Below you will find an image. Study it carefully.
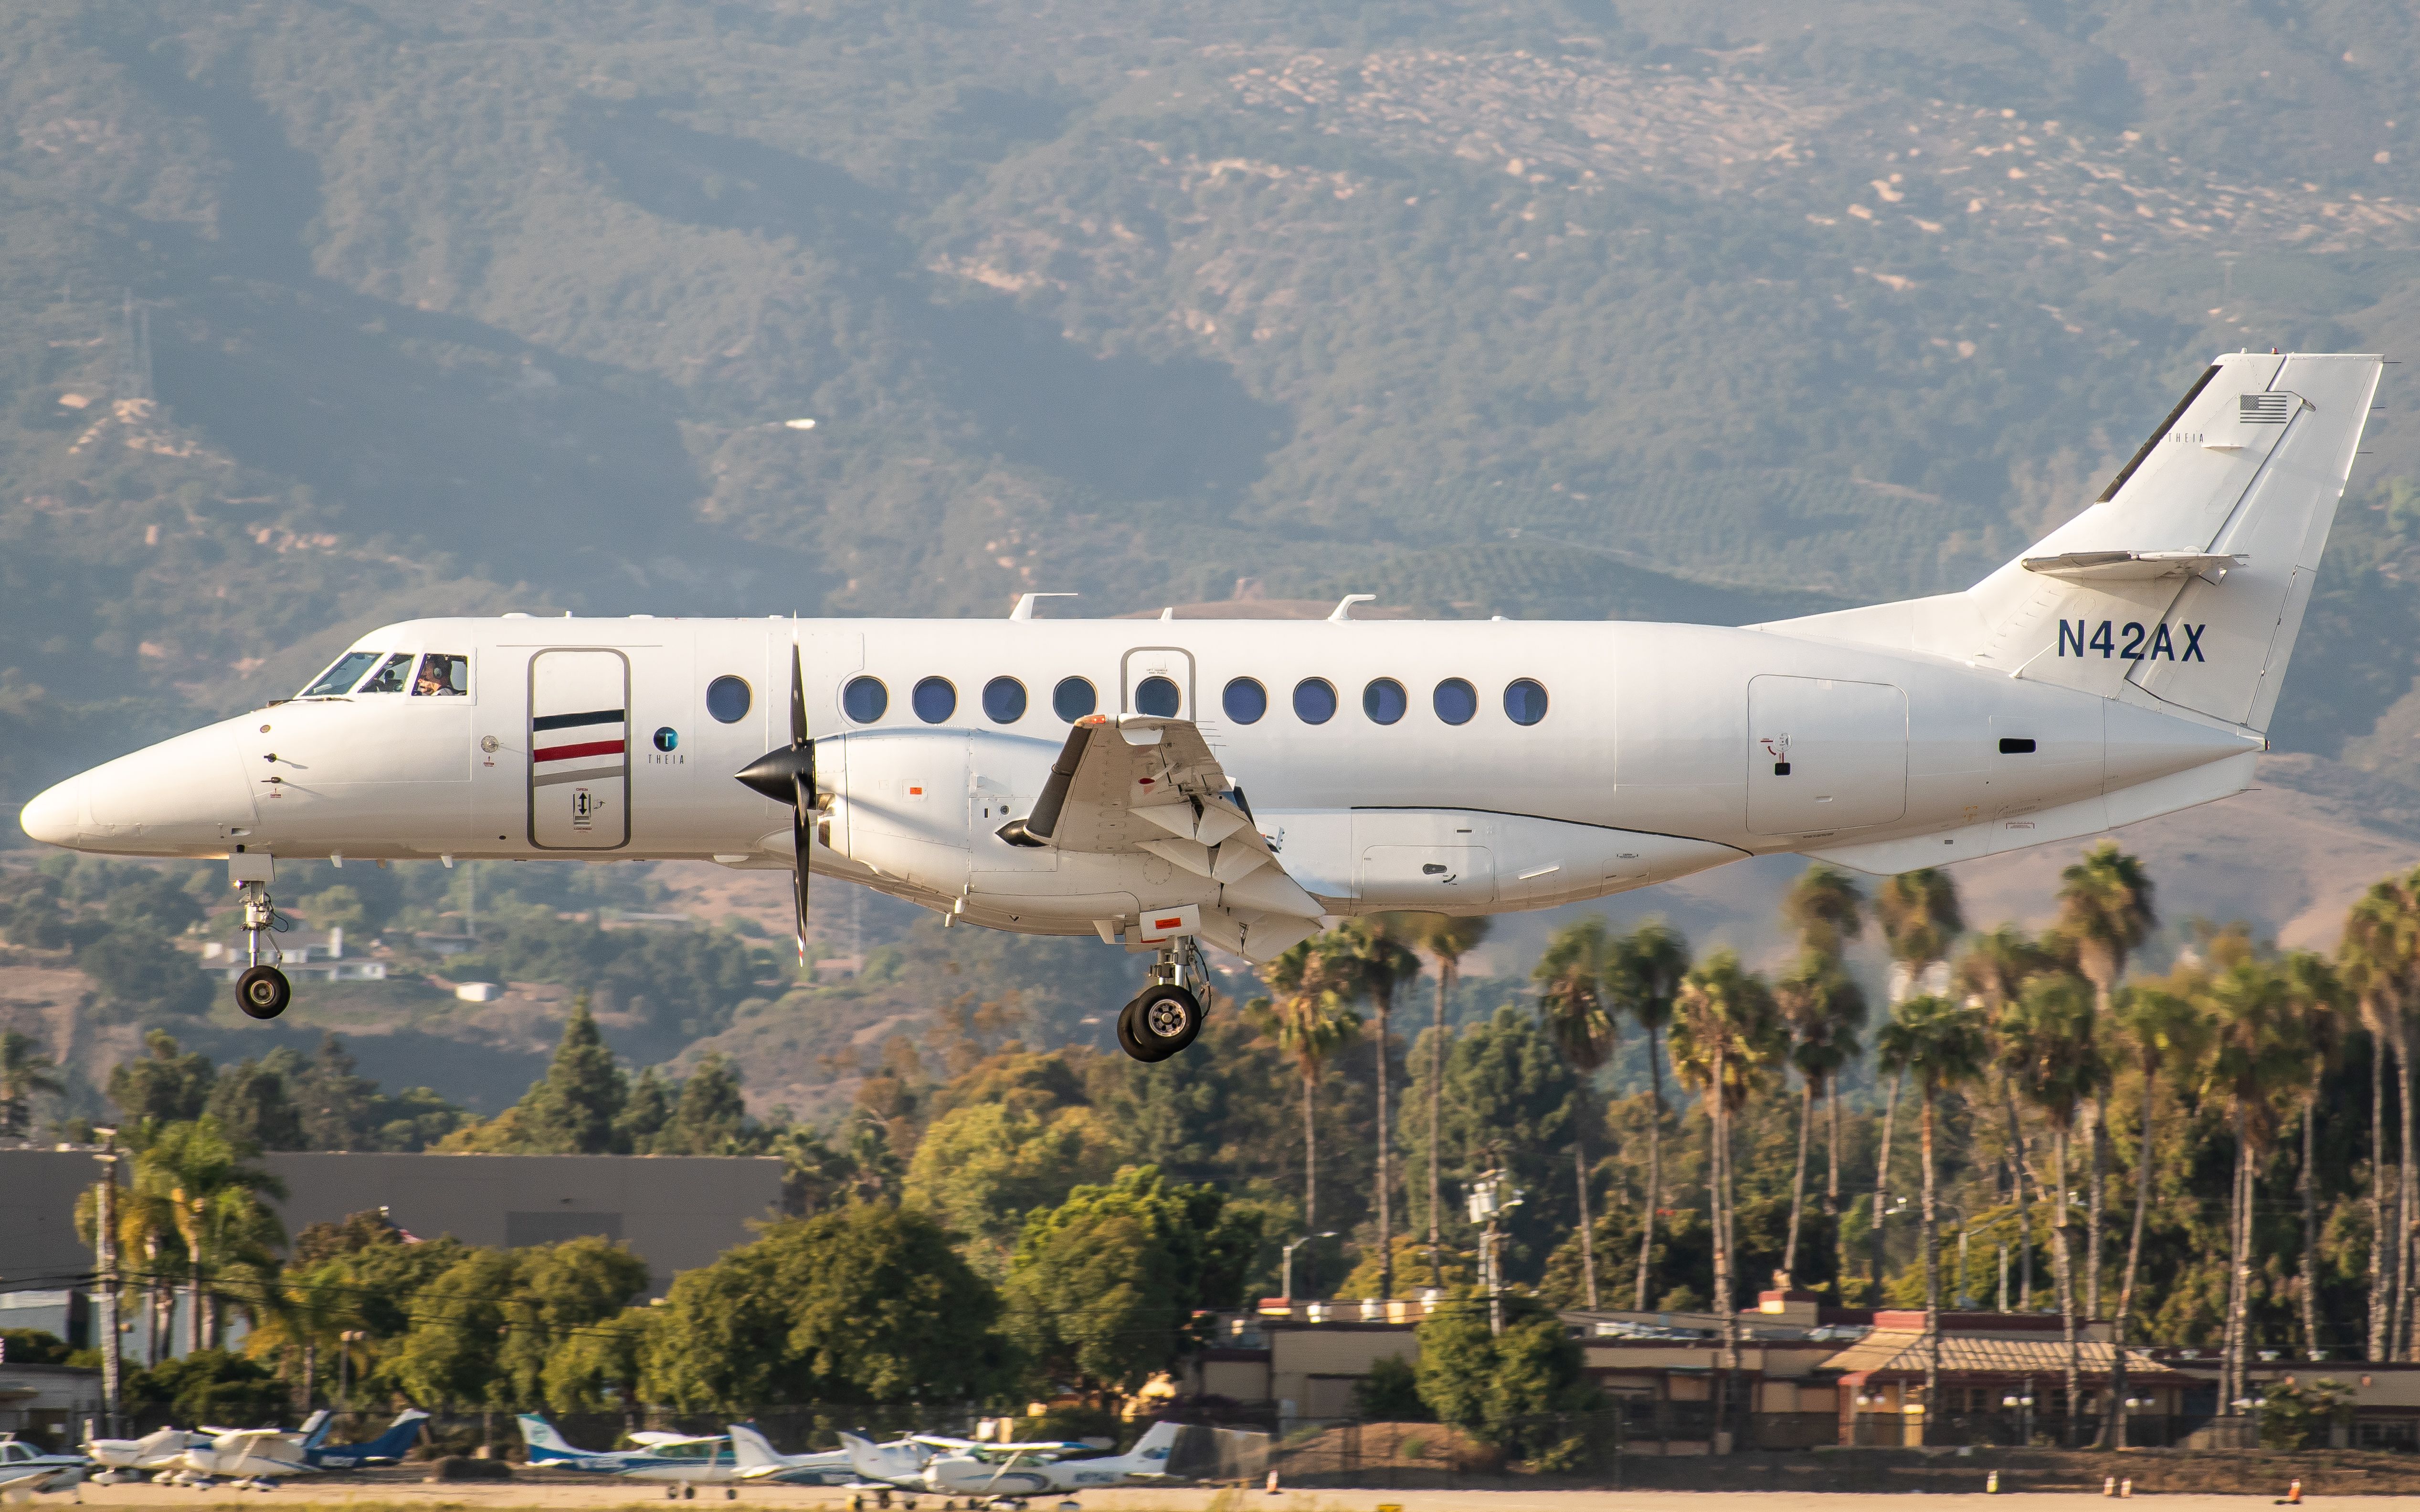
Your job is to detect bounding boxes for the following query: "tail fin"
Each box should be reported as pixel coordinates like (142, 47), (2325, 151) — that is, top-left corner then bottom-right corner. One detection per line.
(1122, 1421), (1181, 1468)
(727, 1424), (782, 1471)
(298, 1410), (333, 1450)
(358, 1410), (430, 1461)
(516, 1414), (579, 1459)
(1764, 352), (2382, 731)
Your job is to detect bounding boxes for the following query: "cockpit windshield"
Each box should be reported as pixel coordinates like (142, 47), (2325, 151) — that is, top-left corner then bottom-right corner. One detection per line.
(299, 650), (380, 698)
(358, 653), (415, 694)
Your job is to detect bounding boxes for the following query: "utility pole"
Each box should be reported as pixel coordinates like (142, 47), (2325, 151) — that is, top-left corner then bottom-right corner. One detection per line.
(1468, 1167), (1522, 1336)
(92, 1126), (121, 1436)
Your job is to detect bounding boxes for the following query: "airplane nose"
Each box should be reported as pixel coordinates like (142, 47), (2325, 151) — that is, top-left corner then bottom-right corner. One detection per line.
(22, 724), (257, 855)
(19, 777), (82, 847)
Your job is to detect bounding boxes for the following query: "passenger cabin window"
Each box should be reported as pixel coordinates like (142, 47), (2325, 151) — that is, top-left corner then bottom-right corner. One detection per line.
(1294, 678), (1338, 725)
(1135, 675), (1181, 717)
(912, 676), (957, 724)
(413, 653), (470, 696)
(983, 676), (1027, 724)
(1434, 678), (1477, 725)
(300, 650), (380, 697)
(1052, 677), (1097, 723)
(843, 676), (888, 723)
(1363, 678), (1407, 725)
(1504, 678), (1549, 726)
(706, 676), (752, 723)
(1223, 677), (1268, 724)
(358, 653), (414, 694)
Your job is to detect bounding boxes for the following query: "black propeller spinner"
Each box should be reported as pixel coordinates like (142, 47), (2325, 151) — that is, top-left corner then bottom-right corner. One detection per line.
(735, 643), (814, 958)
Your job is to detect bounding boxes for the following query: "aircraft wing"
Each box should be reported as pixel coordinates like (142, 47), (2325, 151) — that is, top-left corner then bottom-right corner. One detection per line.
(627, 1433), (724, 1449)
(1001, 714), (1322, 958)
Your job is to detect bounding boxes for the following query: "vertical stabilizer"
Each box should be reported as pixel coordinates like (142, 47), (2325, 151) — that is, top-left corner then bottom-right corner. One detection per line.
(727, 1424), (782, 1471)
(1758, 352), (2381, 732)
(516, 1414), (579, 1458)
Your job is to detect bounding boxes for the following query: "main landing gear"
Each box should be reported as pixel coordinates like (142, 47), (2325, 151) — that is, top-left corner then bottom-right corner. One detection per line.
(1117, 940), (1206, 1063)
(232, 878), (290, 1020)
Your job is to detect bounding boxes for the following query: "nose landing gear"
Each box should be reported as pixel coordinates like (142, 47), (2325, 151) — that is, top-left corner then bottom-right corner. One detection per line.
(232, 878), (290, 1020)
(1116, 940), (1206, 1062)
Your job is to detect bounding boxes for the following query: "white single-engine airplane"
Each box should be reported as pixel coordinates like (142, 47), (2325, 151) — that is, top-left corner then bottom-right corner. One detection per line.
(22, 354), (2379, 1059)
(838, 1423), (1181, 1500)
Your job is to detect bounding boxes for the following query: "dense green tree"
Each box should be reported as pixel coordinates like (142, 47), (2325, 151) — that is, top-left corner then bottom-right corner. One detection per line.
(1004, 1165), (1259, 1401)
(1406, 1005), (1583, 1280)
(1414, 1295), (1599, 1458)
(128, 1348), (283, 1425)
(1534, 917), (1617, 1307)
(108, 1031), (216, 1125)
(204, 1057), (307, 1152)
(618, 1067), (674, 1150)
(1607, 921), (1691, 1311)
(904, 1099), (1125, 1275)
(503, 994), (628, 1153)
(659, 1053), (751, 1154)
(2057, 843), (2156, 1322)
(0, 1030), (63, 1140)
(496, 1238), (651, 1407)
(134, 1115), (285, 1352)
(1259, 941), (1361, 1239)
(644, 1204), (1006, 1408)
(1411, 914), (1491, 1292)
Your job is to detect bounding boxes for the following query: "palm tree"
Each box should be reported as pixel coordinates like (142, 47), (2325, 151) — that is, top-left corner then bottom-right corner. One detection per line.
(1877, 868), (1966, 998)
(1877, 993), (1988, 1440)
(1670, 948), (1783, 1452)
(1779, 865), (1867, 1294)
(1871, 869), (1963, 1302)
(1336, 918), (1422, 1299)
(1260, 941), (1362, 1246)
(2207, 959), (2299, 1413)
(0, 1030), (64, 1142)
(1775, 954), (1866, 1291)
(2344, 881), (2416, 1360)
(1609, 920), (1691, 1310)
(2058, 844), (2157, 1323)
(1413, 913), (1490, 1292)
(2279, 951), (2346, 1363)
(134, 1116), (286, 1352)
(1536, 916), (1618, 1308)
(1996, 971), (2105, 1441)
(2106, 985), (2206, 1447)
(1958, 925), (2057, 1309)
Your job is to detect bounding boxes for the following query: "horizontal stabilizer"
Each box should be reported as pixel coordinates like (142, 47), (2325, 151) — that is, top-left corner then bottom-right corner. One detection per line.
(2020, 550), (2246, 581)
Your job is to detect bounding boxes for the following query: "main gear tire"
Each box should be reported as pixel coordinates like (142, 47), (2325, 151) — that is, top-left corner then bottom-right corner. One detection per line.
(1130, 984), (1204, 1059)
(235, 966), (291, 1020)
(1117, 996), (1166, 1062)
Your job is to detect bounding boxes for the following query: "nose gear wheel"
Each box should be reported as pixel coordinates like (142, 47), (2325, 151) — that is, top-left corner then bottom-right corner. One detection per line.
(236, 965), (291, 1020)
(1116, 938), (1208, 1061)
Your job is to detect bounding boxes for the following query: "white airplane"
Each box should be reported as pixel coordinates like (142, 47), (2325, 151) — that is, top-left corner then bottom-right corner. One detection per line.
(725, 1423), (857, 1485)
(171, 1416), (325, 1489)
(0, 1438), (85, 1503)
(839, 1424), (1181, 1500)
(516, 1414), (734, 1484)
(80, 1424), (211, 1483)
(21, 353), (2380, 1059)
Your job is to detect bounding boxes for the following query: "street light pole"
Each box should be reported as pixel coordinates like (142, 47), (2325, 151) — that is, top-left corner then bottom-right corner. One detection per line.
(92, 1126), (121, 1437)
(1280, 1231), (1338, 1305)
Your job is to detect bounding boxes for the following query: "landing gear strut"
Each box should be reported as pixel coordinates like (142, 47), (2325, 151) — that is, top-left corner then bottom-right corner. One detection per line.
(1117, 939), (1206, 1062)
(233, 879), (290, 1020)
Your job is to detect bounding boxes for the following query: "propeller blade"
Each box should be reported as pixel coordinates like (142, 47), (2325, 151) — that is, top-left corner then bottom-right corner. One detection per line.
(790, 641), (808, 749)
(793, 781), (812, 963)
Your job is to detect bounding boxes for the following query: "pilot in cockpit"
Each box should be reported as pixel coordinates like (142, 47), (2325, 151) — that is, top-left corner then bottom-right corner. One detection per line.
(414, 653), (469, 696)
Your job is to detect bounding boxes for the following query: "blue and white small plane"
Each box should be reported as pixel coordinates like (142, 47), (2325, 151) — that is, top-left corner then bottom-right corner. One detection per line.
(840, 1423), (1183, 1501)
(725, 1424), (857, 1485)
(0, 1436), (87, 1502)
(517, 1415), (734, 1484)
(306, 1410), (430, 1470)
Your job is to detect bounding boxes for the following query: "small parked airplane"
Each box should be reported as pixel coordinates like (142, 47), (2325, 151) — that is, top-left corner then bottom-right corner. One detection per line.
(517, 1415), (734, 1486)
(839, 1423), (1182, 1501)
(304, 1409), (430, 1470)
(21, 353), (2381, 1062)
(82, 1424), (209, 1482)
(725, 1423), (856, 1485)
(0, 1438), (85, 1503)
(169, 1412), (337, 1489)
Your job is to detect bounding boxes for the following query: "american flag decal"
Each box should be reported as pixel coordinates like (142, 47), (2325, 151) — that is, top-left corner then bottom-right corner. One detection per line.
(2240, 392), (2293, 423)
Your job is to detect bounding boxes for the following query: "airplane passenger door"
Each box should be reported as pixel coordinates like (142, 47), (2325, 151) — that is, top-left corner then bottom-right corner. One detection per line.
(1120, 646), (1196, 718)
(1745, 675), (1908, 836)
(528, 650), (631, 850)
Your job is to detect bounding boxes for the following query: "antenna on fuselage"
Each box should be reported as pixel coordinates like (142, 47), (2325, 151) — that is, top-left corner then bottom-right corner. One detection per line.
(1328, 594), (1376, 621)
(1009, 593), (1078, 620)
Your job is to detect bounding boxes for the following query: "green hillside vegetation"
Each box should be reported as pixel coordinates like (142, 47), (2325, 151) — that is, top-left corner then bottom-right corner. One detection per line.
(4, 0), (2420, 812)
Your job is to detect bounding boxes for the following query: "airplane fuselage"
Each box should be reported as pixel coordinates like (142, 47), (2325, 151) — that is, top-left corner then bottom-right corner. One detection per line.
(23, 610), (2257, 941)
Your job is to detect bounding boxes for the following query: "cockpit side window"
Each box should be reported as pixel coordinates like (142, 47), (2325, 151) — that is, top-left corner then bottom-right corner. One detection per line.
(358, 653), (414, 694)
(299, 650), (380, 697)
(412, 653), (470, 696)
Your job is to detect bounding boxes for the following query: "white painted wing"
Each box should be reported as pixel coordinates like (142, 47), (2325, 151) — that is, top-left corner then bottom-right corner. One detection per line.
(1000, 715), (1322, 955)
